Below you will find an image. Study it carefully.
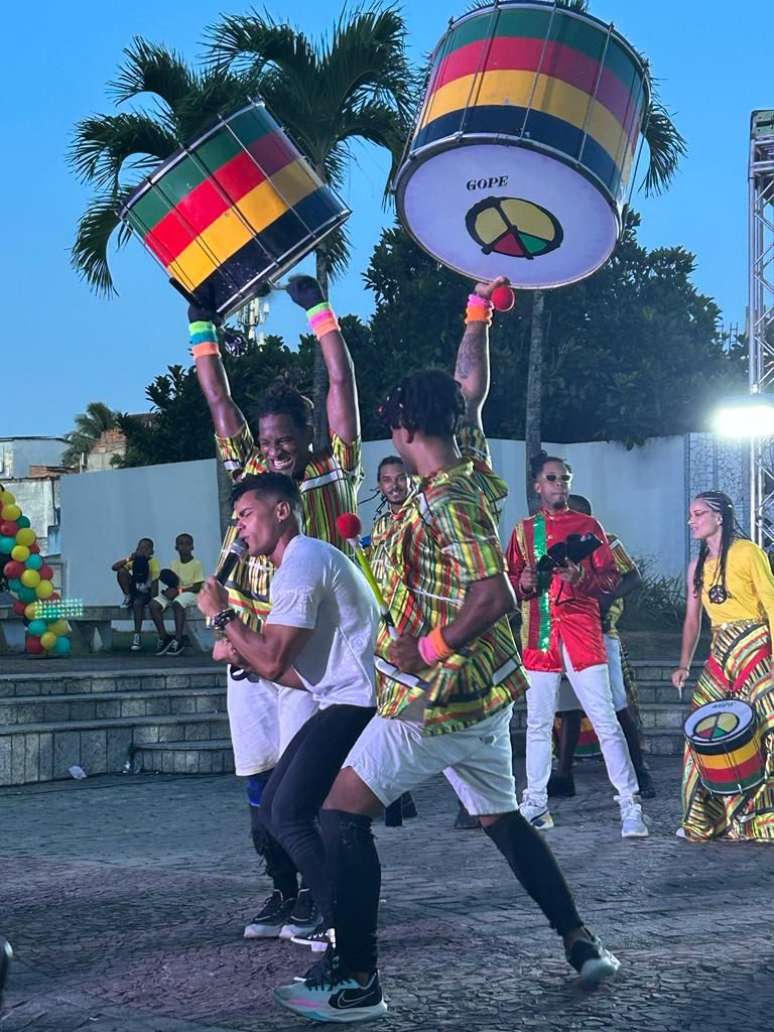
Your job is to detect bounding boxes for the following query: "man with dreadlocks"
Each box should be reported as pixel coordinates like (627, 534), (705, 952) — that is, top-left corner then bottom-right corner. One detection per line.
(273, 280), (620, 1024)
(189, 275), (362, 942)
(673, 491), (774, 841)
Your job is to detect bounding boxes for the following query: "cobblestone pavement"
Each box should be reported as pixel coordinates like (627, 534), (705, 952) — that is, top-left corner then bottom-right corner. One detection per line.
(2, 756), (773, 1032)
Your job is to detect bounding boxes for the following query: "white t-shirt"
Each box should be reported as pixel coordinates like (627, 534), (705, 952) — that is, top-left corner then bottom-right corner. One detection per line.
(266, 534), (378, 709)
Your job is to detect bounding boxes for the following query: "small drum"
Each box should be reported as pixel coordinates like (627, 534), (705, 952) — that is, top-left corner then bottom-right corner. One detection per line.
(394, 1), (650, 288)
(120, 101), (350, 318)
(684, 699), (765, 796)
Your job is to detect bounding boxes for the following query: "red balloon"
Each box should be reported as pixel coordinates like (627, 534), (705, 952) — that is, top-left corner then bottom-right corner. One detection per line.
(29, 543), (40, 554)
(12, 600), (26, 616)
(0, 521), (18, 536)
(50, 592), (61, 601)
(3, 560), (24, 579)
(25, 635), (44, 654)
(336, 512), (362, 541)
(39, 565), (54, 581)
(491, 285), (516, 312)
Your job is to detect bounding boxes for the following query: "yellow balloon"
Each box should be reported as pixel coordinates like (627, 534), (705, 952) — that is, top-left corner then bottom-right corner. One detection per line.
(0, 490), (15, 506)
(40, 631), (57, 650)
(36, 580), (54, 599)
(24, 602), (37, 620)
(11, 545), (30, 563)
(1, 504), (21, 522)
(49, 620), (70, 636)
(21, 569), (41, 588)
(15, 528), (36, 547)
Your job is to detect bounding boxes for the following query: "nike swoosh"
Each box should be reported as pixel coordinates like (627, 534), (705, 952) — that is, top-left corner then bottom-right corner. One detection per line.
(329, 987), (379, 1010)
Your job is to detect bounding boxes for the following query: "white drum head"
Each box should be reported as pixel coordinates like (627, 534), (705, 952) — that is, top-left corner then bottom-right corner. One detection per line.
(397, 143), (620, 288)
(684, 698), (755, 745)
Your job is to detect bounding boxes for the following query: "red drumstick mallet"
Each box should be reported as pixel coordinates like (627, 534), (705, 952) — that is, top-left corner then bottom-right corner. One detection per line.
(336, 512), (398, 639)
(490, 285), (516, 312)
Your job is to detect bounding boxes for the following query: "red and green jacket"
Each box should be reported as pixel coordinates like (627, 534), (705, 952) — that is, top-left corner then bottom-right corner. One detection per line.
(506, 509), (619, 672)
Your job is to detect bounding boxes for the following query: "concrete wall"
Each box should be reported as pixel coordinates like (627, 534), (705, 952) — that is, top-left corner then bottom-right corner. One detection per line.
(0, 438), (67, 478)
(60, 460), (222, 604)
(360, 436), (688, 577)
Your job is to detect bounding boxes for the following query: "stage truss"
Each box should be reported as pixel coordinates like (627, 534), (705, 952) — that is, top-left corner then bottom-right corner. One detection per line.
(748, 109), (774, 546)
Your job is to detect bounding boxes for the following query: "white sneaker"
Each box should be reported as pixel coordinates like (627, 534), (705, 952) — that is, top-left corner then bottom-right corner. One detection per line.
(519, 797), (554, 830)
(130, 633), (142, 652)
(619, 798), (649, 838)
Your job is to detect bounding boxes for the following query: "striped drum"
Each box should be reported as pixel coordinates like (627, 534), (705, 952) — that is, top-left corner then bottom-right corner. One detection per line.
(121, 101), (349, 318)
(394, 1), (650, 288)
(684, 699), (765, 797)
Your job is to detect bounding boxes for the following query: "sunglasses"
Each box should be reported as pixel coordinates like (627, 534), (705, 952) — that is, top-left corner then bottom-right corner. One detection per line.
(543, 473), (572, 483)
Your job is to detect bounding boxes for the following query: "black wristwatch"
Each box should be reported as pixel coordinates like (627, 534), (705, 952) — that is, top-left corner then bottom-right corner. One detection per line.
(212, 607), (237, 631)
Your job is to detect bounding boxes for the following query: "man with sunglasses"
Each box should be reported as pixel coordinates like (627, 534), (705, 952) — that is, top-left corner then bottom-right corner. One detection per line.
(506, 455), (649, 839)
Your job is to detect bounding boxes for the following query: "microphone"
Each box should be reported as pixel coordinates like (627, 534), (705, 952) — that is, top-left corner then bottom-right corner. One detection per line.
(215, 538), (248, 586)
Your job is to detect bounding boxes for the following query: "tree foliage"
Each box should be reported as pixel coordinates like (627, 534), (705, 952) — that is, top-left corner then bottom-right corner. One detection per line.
(62, 401), (121, 468)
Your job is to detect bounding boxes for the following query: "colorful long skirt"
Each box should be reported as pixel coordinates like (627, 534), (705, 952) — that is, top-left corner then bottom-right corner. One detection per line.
(682, 621), (774, 841)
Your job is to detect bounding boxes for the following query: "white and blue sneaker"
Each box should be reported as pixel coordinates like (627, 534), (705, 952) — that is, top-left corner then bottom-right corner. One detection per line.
(519, 797), (555, 830)
(275, 948), (387, 1023)
(566, 930), (620, 987)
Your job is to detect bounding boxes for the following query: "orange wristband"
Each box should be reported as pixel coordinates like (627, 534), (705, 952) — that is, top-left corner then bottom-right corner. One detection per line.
(192, 341), (220, 359)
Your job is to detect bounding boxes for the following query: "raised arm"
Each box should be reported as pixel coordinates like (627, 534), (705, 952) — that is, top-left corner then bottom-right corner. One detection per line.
(287, 277), (359, 445)
(454, 275), (509, 429)
(188, 303), (247, 440)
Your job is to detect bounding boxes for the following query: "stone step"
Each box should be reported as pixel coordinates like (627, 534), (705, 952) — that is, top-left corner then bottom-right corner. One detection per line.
(0, 666), (222, 698)
(0, 713), (230, 787)
(132, 738), (235, 775)
(0, 687), (226, 726)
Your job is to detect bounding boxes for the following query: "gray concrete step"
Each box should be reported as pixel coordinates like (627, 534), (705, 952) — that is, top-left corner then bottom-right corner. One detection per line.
(132, 738), (235, 775)
(0, 687), (226, 726)
(0, 667), (222, 698)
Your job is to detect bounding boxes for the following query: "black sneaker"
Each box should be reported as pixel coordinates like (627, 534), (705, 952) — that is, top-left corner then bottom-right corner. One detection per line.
(244, 891), (296, 939)
(166, 638), (184, 656)
(275, 948), (387, 1023)
(292, 919), (333, 952)
(401, 792), (418, 819)
(547, 772), (576, 797)
(155, 636), (173, 656)
(279, 888), (321, 940)
(637, 768), (657, 799)
(453, 803), (481, 830)
(566, 930), (620, 987)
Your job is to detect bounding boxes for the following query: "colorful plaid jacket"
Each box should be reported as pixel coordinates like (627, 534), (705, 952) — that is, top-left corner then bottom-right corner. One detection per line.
(375, 427), (526, 734)
(506, 509), (619, 672)
(214, 422), (362, 630)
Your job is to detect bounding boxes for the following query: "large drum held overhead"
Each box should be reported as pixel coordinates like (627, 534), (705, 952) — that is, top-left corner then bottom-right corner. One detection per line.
(121, 101), (349, 318)
(394, 0), (650, 288)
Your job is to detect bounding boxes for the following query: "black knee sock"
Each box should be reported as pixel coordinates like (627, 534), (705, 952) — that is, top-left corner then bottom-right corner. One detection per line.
(320, 809), (380, 973)
(250, 803), (298, 900)
(484, 811), (582, 937)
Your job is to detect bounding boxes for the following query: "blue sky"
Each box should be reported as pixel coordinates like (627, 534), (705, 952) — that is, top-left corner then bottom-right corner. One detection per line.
(2, 1), (768, 437)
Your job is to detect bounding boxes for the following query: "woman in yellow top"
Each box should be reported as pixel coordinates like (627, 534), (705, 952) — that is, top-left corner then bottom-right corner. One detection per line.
(672, 491), (774, 840)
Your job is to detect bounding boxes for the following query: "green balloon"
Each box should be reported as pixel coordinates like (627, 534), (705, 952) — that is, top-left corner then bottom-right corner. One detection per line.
(18, 585), (37, 603)
(26, 554), (43, 570)
(17, 516), (31, 528)
(53, 636), (71, 655)
(0, 535), (15, 554)
(28, 619), (46, 636)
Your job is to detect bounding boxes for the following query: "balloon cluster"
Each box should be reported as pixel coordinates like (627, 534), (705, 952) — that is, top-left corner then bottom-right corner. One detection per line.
(0, 485), (72, 656)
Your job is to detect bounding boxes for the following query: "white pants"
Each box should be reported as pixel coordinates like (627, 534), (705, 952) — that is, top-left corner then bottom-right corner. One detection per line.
(556, 635), (628, 712)
(226, 667), (318, 776)
(525, 643), (639, 808)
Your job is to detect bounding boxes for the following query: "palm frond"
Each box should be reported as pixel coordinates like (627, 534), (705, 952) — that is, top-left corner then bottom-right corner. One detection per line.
(172, 68), (256, 140)
(205, 12), (316, 77)
(69, 112), (178, 189)
(641, 97), (687, 196)
(110, 36), (195, 109)
(316, 223), (351, 281)
(331, 99), (408, 194)
(70, 189), (135, 296)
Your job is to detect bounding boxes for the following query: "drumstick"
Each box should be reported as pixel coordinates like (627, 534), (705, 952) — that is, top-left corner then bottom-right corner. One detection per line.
(336, 512), (398, 640)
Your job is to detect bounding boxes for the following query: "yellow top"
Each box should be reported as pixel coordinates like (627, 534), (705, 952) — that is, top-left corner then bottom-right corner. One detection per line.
(701, 538), (774, 636)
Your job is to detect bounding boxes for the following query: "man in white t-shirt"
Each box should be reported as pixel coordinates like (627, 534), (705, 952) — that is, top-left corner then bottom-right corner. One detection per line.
(198, 472), (378, 943)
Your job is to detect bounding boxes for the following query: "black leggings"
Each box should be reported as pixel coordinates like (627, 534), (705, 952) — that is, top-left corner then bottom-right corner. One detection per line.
(259, 703), (375, 927)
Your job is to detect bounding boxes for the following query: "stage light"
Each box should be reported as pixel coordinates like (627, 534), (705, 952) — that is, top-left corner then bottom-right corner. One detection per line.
(713, 397), (774, 438)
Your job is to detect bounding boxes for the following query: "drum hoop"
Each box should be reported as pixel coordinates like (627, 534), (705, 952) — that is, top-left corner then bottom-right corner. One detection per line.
(394, 133), (623, 224)
(119, 98), (268, 220)
(435, 1), (651, 87)
(214, 206), (350, 318)
(684, 699), (757, 749)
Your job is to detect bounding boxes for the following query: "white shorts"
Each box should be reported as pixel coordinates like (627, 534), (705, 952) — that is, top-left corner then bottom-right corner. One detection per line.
(344, 703), (518, 816)
(556, 635), (627, 713)
(227, 668), (318, 776)
(153, 591), (199, 611)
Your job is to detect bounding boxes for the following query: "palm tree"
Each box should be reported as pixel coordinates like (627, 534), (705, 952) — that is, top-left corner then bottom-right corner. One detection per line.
(523, 0), (686, 511)
(62, 402), (120, 468)
(205, 3), (414, 445)
(70, 37), (259, 295)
